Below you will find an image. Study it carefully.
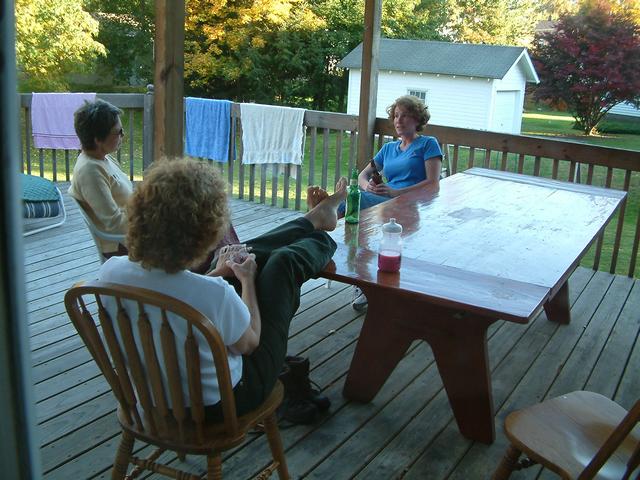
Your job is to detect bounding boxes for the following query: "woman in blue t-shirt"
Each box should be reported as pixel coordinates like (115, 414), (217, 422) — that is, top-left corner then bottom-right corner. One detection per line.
(349, 95), (443, 310)
(357, 95), (442, 209)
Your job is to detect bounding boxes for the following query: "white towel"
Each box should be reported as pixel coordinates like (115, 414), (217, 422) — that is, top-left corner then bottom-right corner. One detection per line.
(31, 93), (96, 149)
(240, 103), (305, 165)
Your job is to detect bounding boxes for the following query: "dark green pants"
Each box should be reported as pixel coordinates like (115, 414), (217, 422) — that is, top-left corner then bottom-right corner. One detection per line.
(207, 217), (336, 418)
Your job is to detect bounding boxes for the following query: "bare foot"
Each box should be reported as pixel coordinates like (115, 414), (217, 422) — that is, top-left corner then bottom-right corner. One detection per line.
(306, 185), (329, 210)
(305, 177), (348, 231)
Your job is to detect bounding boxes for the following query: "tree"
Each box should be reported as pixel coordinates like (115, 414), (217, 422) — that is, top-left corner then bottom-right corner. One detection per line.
(84, 0), (155, 87)
(532, 0), (640, 135)
(15, 0), (106, 91)
(184, 0), (315, 100)
(609, 0), (640, 25)
(444, 0), (547, 46)
(539, 0), (578, 19)
(184, 0), (450, 110)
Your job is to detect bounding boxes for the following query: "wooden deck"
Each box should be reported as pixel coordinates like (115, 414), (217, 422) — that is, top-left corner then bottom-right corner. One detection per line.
(24, 185), (640, 479)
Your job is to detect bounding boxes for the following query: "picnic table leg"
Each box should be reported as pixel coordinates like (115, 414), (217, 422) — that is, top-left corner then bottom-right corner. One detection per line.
(343, 290), (497, 444)
(543, 280), (570, 324)
(421, 311), (496, 444)
(342, 292), (413, 402)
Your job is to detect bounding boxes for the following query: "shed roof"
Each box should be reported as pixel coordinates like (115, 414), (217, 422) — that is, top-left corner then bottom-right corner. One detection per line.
(340, 38), (539, 82)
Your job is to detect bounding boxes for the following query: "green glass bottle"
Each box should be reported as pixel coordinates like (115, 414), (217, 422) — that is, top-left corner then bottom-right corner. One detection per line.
(345, 168), (360, 224)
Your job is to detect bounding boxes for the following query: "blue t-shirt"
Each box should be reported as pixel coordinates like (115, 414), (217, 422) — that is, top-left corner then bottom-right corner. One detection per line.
(374, 136), (443, 189)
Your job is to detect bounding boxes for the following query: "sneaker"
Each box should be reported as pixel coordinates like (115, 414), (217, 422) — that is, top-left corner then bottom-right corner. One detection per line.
(351, 286), (368, 311)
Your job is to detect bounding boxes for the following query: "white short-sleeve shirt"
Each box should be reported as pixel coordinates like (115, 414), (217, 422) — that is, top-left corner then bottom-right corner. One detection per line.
(98, 256), (250, 406)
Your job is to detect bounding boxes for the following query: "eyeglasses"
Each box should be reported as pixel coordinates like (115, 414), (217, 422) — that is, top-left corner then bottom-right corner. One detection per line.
(111, 128), (125, 137)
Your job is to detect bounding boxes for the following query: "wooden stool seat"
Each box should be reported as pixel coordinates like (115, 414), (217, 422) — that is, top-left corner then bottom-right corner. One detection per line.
(493, 391), (640, 479)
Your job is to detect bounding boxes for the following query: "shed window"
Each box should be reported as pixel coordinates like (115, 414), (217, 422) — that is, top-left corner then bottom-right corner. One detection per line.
(408, 90), (427, 102)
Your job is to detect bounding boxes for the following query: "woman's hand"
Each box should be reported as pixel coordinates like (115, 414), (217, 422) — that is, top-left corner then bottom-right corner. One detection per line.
(364, 179), (378, 193)
(207, 244), (252, 277)
(226, 253), (258, 284)
(366, 181), (398, 197)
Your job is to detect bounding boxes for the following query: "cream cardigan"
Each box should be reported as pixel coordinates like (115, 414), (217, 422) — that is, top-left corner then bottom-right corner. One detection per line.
(69, 152), (133, 253)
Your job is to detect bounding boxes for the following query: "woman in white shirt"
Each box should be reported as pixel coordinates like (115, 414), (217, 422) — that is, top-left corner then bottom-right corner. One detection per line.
(99, 158), (346, 417)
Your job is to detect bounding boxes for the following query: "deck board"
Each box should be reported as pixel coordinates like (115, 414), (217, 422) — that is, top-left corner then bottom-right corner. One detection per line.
(22, 184), (640, 479)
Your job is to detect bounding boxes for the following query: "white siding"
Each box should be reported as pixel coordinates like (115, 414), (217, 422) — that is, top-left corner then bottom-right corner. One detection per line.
(491, 91), (518, 133)
(345, 69), (494, 131)
(490, 62), (527, 134)
(346, 69), (361, 117)
(493, 62), (526, 91)
(609, 102), (640, 118)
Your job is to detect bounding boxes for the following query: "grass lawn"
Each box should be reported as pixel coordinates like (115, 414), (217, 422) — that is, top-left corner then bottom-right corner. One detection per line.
(521, 107), (640, 151)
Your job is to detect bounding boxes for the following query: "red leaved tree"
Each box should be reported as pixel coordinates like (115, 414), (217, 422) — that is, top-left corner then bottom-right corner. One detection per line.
(532, 0), (640, 135)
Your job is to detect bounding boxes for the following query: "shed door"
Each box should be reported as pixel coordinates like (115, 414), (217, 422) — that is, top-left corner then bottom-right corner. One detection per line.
(492, 91), (518, 133)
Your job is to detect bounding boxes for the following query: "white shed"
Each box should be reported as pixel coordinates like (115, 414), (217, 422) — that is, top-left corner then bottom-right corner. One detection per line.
(340, 38), (539, 134)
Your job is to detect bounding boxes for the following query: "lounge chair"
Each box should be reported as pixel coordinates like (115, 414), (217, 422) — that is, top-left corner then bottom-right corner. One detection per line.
(21, 173), (67, 236)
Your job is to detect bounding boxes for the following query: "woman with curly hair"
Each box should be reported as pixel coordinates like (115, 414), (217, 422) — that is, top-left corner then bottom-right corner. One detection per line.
(345, 95), (443, 310)
(98, 158), (346, 417)
(354, 95), (443, 209)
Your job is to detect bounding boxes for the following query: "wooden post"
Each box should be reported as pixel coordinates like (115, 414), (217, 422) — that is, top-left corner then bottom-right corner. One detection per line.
(357, 0), (382, 170)
(154, 0), (185, 161)
(0, 1), (42, 477)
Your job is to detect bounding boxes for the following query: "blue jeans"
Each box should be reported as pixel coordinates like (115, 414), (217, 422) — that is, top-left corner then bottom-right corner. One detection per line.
(338, 190), (390, 216)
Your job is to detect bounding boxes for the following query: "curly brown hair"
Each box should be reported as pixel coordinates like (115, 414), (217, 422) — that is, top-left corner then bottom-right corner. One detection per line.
(386, 95), (431, 132)
(126, 158), (230, 273)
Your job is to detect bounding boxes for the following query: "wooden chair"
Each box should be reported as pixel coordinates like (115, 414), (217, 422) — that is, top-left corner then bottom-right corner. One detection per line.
(492, 391), (640, 479)
(65, 281), (289, 480)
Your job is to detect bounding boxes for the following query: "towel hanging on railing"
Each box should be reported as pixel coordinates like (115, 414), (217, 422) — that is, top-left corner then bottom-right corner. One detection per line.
(31, 92), (96, 150)
(185, 97), (233, 162)
(240, 103), (305, 166)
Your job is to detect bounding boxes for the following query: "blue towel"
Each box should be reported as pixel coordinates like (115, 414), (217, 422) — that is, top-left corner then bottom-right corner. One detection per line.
(185, 98), (233, 162)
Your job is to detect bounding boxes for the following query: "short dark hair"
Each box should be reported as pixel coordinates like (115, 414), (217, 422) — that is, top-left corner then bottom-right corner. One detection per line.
(126, 158), (230, 273)
(74, 99), (122, 150)
(386, 95), (431, 132)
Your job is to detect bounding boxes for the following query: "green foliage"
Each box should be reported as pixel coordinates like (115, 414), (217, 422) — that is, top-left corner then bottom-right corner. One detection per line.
(609, 0), (640, 26)
(444, 0), (547, 46)
(83, 0), (155, 87)
(184, 0), (450, 110)
(15, 0), (106, 91)
(539, 0), (578, 18)
(532, 0), (640, 135)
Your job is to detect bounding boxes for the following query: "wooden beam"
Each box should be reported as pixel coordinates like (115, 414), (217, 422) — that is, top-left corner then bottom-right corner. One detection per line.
(357, 0), (382, 170)
(154, 0), (185, 160)
(0, 1), (42, 476)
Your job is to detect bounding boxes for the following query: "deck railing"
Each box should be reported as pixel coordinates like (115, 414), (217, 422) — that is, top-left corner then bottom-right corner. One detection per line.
(18, 92), (640, 278)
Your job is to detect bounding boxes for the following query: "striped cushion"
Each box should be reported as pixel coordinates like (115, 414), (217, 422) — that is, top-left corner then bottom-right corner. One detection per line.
(21, 174), (62, 219)
(23, 200), (62, 219)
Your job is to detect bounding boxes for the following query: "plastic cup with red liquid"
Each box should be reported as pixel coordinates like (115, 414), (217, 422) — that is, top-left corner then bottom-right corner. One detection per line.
(378, 218), (402, 272)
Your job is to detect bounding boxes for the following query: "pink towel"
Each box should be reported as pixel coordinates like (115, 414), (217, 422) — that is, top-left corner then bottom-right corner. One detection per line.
(31, 93), (96, 149)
